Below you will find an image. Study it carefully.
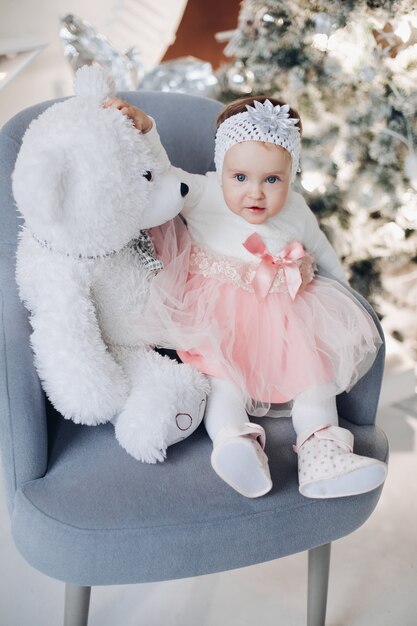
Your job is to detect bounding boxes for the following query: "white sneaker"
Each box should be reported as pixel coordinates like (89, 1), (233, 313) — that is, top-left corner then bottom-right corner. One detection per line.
(211, 423), (272, 498)
(294, 424), (387, 499)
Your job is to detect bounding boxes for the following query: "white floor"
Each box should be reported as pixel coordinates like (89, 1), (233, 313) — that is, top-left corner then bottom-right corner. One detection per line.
(0, 394), (416, 626)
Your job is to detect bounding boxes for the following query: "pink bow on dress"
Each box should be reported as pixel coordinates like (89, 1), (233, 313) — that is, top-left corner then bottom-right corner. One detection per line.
(243, 233), (305, 300)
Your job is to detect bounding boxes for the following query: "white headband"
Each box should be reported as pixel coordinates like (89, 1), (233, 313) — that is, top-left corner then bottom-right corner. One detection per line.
(214, 100), (301, 182)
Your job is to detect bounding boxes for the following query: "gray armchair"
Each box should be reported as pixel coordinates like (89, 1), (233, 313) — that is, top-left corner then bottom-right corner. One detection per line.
(0, 91), (388, 626)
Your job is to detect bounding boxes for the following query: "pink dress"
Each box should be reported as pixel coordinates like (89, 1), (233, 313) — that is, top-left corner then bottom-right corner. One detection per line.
(143, 216), (382, 416)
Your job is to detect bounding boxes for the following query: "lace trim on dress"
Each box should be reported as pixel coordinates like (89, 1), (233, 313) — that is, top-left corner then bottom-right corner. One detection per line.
(189, 244), (316, 294)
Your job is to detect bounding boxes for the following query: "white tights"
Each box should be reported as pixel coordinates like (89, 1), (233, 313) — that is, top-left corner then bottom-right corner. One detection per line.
(291, 383), (338, 434)
(204, 377), (248, 442)
(204, 376), (338, 442)
(205, 376), (387, 500)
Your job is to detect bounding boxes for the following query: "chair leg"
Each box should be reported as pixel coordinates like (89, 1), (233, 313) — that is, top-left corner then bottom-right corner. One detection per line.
(307, 543), (331, 626)
(64, 584), (91, 626)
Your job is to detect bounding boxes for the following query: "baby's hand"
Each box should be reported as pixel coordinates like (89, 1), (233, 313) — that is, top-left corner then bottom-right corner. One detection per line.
(103, 98), (153, 133)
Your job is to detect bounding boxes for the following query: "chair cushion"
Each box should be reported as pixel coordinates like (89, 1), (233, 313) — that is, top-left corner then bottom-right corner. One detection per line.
(11, 413), (388, 585)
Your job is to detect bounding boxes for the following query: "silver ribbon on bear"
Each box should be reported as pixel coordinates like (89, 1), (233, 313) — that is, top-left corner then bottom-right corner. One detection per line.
(131, 231), (163, 272)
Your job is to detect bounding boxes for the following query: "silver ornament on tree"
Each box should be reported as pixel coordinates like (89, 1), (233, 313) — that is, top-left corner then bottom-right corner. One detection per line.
(254, 6), (291, 36)
(226, 61), (255, 95)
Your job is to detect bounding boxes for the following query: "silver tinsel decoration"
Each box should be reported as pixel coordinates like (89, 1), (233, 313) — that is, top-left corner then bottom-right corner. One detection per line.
(60, 16), (219, 98)
(140, 57), (219, 98)
(60, 14), (145, 91)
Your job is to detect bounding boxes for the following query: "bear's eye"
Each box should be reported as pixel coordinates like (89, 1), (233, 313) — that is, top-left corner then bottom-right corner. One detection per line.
(143, 170), (153, 181)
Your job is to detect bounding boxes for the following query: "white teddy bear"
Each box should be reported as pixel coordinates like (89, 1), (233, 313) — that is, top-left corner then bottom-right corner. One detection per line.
(12, 65), (209, 463)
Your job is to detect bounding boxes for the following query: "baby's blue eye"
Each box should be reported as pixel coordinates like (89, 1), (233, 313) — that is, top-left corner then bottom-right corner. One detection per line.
(235, 174), (246, 182)
(266, 175), (279, 183)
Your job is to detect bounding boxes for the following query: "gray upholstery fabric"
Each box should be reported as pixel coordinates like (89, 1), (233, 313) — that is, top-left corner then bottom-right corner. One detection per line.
(12, 416), (387, 585)
(0, 92), (388, 586)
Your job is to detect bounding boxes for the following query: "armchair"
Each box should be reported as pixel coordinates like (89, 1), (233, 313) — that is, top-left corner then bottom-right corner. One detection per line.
(0, 91), (388, 626)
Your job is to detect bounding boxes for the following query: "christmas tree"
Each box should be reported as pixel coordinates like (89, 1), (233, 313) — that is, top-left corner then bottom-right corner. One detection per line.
(216, 0), (417, 359)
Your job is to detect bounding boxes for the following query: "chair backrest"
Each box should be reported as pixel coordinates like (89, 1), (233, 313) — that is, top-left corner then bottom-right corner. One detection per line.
(0, 91), (222, 511)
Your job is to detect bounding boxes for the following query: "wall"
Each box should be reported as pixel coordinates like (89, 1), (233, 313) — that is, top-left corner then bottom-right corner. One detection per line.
(0, 0), (120, 127)
(163, 0), (240, 69)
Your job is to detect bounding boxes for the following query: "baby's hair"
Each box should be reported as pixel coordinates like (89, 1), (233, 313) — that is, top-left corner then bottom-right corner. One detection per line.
(216, 96), (303, 135)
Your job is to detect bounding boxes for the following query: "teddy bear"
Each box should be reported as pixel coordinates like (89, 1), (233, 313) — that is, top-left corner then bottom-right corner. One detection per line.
(12, 65), (209, 463)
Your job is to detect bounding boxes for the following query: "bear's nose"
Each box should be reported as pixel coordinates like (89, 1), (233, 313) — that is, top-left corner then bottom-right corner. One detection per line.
(180, 183), (189, 197)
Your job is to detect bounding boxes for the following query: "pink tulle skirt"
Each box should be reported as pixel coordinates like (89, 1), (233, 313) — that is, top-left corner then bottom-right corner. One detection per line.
(141, 219), (382, 416)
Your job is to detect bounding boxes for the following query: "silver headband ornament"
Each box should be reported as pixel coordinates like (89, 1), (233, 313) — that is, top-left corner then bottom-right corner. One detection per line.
(214, 100), (301, 181)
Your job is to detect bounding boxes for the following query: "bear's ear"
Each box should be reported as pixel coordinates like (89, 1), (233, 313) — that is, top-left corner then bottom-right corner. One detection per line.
(74, 65), (116, 103)
(13, 144), (67, 226)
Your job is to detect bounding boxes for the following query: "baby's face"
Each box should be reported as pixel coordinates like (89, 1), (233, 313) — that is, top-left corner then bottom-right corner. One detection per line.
(221, 141), (292, 225)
